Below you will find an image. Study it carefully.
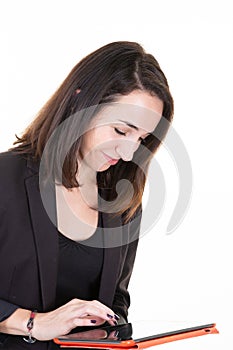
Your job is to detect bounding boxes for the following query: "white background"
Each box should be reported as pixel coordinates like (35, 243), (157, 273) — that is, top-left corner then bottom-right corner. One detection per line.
(0, 1), (232, 348)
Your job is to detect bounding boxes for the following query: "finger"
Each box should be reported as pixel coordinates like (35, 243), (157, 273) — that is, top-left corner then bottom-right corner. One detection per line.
(65, 298), (117, 320)
(72, 305), (117, 325)
(84, 315), (117, 327)
(91, 300), (118, 319)
(64, 300), (119, 327)
(68, 298), (118, 322)
(72, 317), (106, 327)
(86, 301), (120, 324)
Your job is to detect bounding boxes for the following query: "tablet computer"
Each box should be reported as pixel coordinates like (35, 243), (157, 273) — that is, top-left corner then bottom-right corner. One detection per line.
(54, 320), (218, 348)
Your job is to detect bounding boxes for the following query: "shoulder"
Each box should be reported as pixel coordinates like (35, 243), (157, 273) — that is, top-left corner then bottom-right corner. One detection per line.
(0, 150), (27, 167)
(0, 151), (40, 208)
(0, 151), (27, 180)
(0, 151), (38, 187)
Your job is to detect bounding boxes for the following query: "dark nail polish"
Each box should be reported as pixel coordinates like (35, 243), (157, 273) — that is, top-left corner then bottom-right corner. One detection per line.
(114, 320), (118, 325)
(114, 314), (120, 320)
(107, 313), (113, 319)
(90, 320), (96, 324)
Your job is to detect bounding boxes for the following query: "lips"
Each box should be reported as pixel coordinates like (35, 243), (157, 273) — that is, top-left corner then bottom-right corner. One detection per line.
(102, 152), (119, 165)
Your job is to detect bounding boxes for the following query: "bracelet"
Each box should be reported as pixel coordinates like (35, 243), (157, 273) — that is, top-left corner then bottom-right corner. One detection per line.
(23, 310), (37, 343)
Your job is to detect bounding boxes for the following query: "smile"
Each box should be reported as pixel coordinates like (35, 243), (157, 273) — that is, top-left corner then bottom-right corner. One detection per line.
(102, 152), (119, 165)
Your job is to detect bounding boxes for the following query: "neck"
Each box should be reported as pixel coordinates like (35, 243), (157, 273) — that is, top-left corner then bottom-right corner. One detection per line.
(76, 160), (97, 187)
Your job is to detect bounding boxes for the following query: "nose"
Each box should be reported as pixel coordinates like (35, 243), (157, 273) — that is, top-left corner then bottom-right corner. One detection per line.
(116, 140), (139, 162)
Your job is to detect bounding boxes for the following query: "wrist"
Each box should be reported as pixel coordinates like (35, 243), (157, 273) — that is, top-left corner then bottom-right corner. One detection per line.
(0, 308), (32, 336)
(23, 310), (37, 343)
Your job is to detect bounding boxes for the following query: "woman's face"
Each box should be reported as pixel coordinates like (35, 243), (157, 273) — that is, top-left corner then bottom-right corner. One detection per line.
(79, 90), (163, 172)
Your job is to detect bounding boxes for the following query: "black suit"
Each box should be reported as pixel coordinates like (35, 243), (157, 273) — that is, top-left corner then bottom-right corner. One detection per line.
(0, 151), (141, 349)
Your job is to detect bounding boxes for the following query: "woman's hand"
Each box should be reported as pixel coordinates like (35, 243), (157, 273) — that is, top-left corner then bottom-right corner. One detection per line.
(32, 298), (119, 341)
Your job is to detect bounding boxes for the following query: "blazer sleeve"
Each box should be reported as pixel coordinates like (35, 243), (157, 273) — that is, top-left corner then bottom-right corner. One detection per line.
(112, 208), (142, 322)
(0, 300), (19, 323)
(0, 153), (21, 323)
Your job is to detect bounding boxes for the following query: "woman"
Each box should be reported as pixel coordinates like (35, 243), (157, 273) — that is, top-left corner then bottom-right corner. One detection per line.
(0, 41), (174, 349)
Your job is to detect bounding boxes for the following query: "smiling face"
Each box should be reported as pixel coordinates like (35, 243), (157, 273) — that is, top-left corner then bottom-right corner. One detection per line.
(79, 90), (164, 172)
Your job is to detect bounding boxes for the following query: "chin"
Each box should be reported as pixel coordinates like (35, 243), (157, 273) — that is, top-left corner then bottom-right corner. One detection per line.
(97, 164), (111, 172)
(96, 159), (114, 172)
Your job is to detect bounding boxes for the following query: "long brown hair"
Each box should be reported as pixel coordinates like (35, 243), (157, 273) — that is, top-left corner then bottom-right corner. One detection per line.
(12, 41), (174, 222)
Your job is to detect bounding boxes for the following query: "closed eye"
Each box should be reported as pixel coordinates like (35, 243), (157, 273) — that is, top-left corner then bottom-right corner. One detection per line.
(114, 127), (147, 144)
(114, 127), (126, 136)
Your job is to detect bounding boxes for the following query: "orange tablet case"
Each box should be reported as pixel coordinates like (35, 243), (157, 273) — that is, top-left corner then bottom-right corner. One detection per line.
(54, 322), (219, 349)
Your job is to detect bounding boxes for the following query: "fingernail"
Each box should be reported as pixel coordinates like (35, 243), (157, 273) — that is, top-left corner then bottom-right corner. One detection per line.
(90, 320), (96, 324)
(114, 320), (118, 325)
(114, 314), (120, 320)
(107, 313), (113, 319)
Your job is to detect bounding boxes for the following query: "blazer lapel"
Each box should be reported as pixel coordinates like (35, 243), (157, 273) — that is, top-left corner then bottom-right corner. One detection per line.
(25, 162), (58, 311)
(98, 211), (123, 307)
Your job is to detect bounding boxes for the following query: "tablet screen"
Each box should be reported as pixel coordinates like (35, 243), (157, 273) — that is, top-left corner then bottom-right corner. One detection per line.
(129, 320), (215, 342)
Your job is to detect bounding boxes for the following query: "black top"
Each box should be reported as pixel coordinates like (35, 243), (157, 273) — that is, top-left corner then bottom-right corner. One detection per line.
(55, 212), (104, 308)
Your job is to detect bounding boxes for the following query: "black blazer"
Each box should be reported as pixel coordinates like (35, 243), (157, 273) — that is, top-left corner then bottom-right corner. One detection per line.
(0, 151), (142, 349)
